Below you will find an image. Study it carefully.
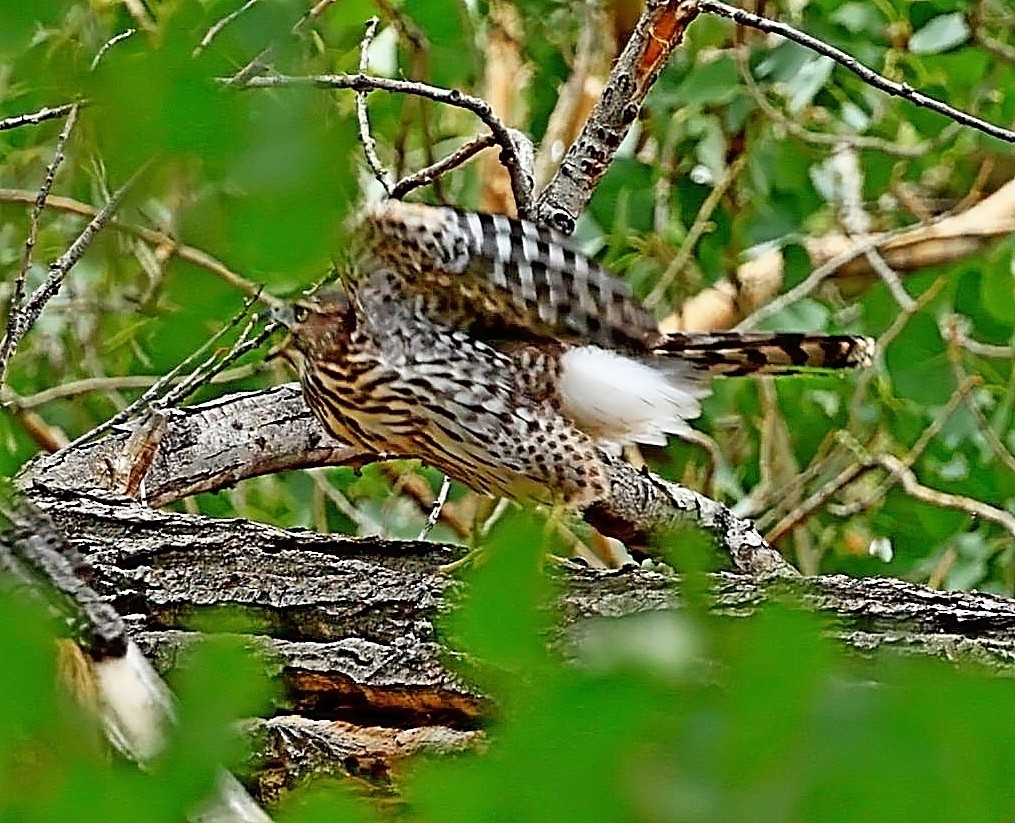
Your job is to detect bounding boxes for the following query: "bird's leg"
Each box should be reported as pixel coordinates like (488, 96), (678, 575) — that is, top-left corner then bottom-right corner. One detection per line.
(417, 473), (452, 540)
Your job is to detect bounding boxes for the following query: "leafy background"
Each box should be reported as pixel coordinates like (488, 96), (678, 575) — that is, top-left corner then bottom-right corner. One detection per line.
(1, 0), (1014, 820)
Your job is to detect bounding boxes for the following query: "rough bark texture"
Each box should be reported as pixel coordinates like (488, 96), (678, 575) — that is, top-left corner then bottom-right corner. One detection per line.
(8, 446), (1015, 801)
(21, 383), (780, 574)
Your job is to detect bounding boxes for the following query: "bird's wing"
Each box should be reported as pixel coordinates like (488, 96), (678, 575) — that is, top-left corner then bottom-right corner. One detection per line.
(354, 200), (658, 350)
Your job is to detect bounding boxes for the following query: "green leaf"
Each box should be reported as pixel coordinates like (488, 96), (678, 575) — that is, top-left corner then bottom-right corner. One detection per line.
(909, 12), (971, 54)
(786, 56), (835, 113)
(885, 311), (955, 405)
(673, 54), (739, 107)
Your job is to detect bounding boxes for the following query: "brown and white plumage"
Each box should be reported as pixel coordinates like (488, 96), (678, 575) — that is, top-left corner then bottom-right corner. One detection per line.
(276, 200), (874, 506)
(281, 288), (612, 505)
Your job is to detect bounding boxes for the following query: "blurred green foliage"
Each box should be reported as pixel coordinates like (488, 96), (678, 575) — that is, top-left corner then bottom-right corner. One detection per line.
(0, 584), (274, 822)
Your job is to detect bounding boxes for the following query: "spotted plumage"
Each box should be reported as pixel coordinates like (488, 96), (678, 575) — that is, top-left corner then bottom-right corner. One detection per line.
(275, 200), (874, 506)
(281, 288), (609, 505)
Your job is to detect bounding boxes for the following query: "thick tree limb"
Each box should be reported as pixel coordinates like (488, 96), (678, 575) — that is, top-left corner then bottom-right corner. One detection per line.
(9, 449), (1015, 800)
(20, 384), (778, 573)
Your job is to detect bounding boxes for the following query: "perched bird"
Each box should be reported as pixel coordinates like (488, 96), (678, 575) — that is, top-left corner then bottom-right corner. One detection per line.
(274, 201), (873, 508)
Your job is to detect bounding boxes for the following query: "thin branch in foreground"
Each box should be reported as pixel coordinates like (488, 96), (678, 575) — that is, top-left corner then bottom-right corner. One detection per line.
(2, 106), (80, 382)
(356, 18), (392, 195)
(390, 133), (497, 199)
(0, 167), (140, 387)
(701, 0), (1015, 144)
(0, 103), (76, 132)
(157, 310), (275, 410)
(64, 296), (268, 450)
(90, 28), (137, 70)
(418, 474), (452, 540)
(195, 0), (261, 55)
(0, 364), (266, 411)
(23, 171), (141, 318)
(0, 188), (267, 299)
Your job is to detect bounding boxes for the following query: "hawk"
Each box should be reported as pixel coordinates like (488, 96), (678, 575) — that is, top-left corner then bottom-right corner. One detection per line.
(274, 200), (873, 507)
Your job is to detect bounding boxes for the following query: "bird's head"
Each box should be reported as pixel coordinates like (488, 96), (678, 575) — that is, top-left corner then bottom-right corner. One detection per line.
(270, 286), (358, 358)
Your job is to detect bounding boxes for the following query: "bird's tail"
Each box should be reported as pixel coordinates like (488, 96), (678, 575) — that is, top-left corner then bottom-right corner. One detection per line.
(652, 332), (875, 377)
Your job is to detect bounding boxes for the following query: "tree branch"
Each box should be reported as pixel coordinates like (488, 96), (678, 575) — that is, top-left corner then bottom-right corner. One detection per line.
(238, 73), (535, 217)
(20, 384), (781, 573)
(700, 0), (1015, 144)
(0, 103), (76, 131)
(534, 0), (701, 234)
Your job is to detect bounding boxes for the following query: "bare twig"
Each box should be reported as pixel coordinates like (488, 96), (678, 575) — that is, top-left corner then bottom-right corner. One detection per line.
(478, 0), (531, 215)
(970, 2), (1015, 61)
(944, 322), (1015, 475)
(356, 19), (392, 195)
(0, 104), (77, 132)
(829, 146), (917, 312)
(733, 46), (961, 158)
(846, 277), (947, 424)
(2, 106), (80, 384)
(238, 73), (535, 216)
(0, 188), (267, 300)
(156, 310), (273, 410)
(861, 248), (917, 312)
(832, 378), (980, 519)
(733, 226), (911, 330)
(0, 168), (140, 387)
(226, 0), (339, 87)
(91, 28), (136, 70)
(195, 0), (261, 55)
(765, 462), (865, 545)
(947, 315), (1015, 359)
(390, 134), (497, 199)
(1, 364), (265, 411)
(64, 298), (269, 449)
(878, 453), (1015, 540)
(701, 0), (1015, 144)
(309, 468), (386, 536)
(644, 153), (747, 309)
(24, 172), (140, 316)
(418, 474), (452, 540)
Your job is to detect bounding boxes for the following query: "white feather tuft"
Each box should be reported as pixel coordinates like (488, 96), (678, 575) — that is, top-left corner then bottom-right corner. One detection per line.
(559, 346), (709, 449)
(94, 644), (174, 762)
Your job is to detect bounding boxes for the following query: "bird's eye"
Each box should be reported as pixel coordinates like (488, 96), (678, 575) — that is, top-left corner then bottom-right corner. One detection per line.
(292, 305), (310, 323)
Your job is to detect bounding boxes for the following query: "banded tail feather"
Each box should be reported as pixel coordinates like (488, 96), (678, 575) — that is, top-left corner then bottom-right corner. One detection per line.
(654, 332), (876, 376)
